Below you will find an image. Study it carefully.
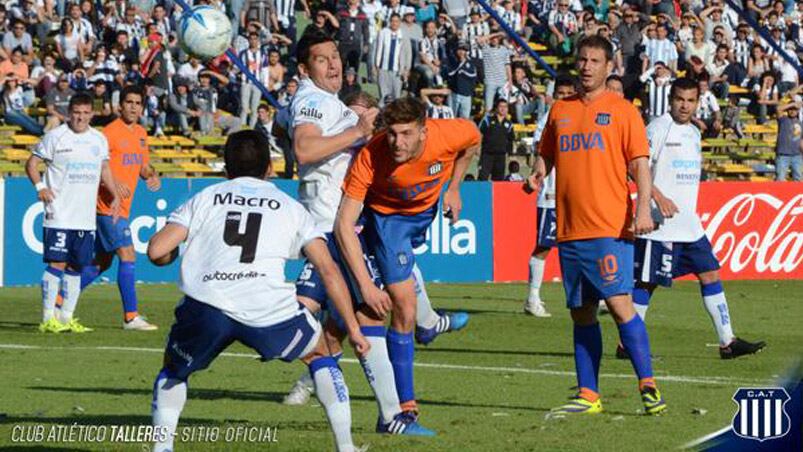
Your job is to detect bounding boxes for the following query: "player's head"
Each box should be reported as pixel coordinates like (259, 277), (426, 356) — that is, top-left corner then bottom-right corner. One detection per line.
(119, 85), (144, 125)
(575, 36), (614, 94)
(67, 93), (94, 133)
(381, 96), (428, 163)
(296, 29), (342, 94)
(554, 74), (579, 99)
(224, 130), (272, 180)
(668, 78), (699, 125)
(605, 74), (624, 96)
(344, 91), (378, 116)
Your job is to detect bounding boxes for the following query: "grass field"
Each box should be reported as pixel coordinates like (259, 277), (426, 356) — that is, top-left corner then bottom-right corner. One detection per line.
(0, 280), (800, 451)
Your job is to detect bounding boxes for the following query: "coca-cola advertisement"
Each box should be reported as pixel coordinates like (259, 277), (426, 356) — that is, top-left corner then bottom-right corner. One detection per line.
(492, 182), (803, 281)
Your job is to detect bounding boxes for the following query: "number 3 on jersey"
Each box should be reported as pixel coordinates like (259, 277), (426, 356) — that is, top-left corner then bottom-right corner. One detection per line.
(224, 211), (263, 263)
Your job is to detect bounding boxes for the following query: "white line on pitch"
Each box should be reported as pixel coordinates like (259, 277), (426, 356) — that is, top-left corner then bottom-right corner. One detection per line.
(0, 343), (768, 386)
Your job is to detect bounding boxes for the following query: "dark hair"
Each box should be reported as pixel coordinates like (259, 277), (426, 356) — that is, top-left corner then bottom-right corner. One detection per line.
(508, 160), (520, 172)
(670, 77), (700, 99)
(68, 92), (93, 110)
(382, 96), (427, 126)
(343, 91), (379, 109)
(120, 85), (143, 103)
(224, 130), (271, 179)
(605, 74), (623, 85)
(555, 73), (579, 90)
(577, 35), (614, 62)
(493, 97), (509, 110)
(296, 28), (336, 66)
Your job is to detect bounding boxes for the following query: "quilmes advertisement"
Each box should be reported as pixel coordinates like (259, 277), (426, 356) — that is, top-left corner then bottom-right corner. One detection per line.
(1, 178), (493, 286)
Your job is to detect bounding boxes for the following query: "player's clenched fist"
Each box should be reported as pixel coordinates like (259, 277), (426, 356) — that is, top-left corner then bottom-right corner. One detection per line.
(356, 107), (380, 137)
(37, 188), (55, 204)
(348, 331), (371, 359)
(524, 156), (546, 194)
(633, 209), (655, 235)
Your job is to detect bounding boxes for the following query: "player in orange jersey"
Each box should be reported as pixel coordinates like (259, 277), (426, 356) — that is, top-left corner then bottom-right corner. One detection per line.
(80, 86), (161, 330)
(528, 36), (666, 415)
(337, 97), (480, 428)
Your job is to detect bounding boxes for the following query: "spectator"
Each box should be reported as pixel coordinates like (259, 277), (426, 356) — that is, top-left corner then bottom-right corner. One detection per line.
(775, 101), (803, 181)
(336, 0), (369, 74)
(417, 20), (443, 87)
(707, 44), (732, 98)
(547, 0), (578, 56)
(266, 49), (286, 96)
(606, 74), (625, 96)
(722, 95), (745, 139)
(478, 32), (512, 111)
(462, 8), (490, 69)
(685, 25), (715, 67)
(238, 32), (269, 128)
(143, 82), (166, 136)
(2, 74), (43, 135)
(374, 13), (411, 105)
(167, 80), (196, 136)
(746, 44), (769, 87)
(777, 42), (799, 96)
(339, 67), (362, 101)
(643, 24), (677, 73)
(55, 18), (84, 71)
(254, 103), (279, 153)
(0, 47), (30, 87)
(177, 57), (204, 87)
(732, 24), (753, 71)
(750, 70), (779, 124)
(401, 7), (423, 62)
(442, 0), (469, 30)
(420, 86), (454, 118)
(505, 160), (524, 181)
(447, 40), (477, 119)
(30, 53), (61, 98)
(693, 76), (723, 137)
(3, 19), (34, 64)
(640, 61), (673, 121)
(67, 3), (94, 54)
(478, 98), (514, 181)
(44, 74), (73, 130)
(304, 9), (339, 38)
(510, 65), (537, 123)
(615, 7), (644, 75)
(84, 46), (121, 89)
(89, 81), (114, 127)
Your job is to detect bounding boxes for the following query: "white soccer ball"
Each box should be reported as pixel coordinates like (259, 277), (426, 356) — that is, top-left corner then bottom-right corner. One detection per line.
(178, 6), (232, 60)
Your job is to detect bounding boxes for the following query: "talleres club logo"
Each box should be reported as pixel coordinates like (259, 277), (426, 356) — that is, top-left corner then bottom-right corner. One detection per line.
(731, 387), (791, 442)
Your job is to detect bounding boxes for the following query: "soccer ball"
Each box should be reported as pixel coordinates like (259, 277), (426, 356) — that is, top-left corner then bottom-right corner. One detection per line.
(178, 6), (232, 60)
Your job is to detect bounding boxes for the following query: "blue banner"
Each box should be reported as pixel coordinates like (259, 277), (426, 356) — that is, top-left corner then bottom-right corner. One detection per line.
(3, 178), (493, 286)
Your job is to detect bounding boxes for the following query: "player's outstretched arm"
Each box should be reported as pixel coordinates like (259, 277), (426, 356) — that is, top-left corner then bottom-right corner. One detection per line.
(303, 238), (370, 358)
(147, 223), (188, 266)
(335, 195), (392, 317)
(293, 108), (378, 165)
(443, 141), (480, 224)
(629, 156), (655, 235)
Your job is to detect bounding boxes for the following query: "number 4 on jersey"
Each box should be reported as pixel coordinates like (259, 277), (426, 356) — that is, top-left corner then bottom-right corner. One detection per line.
(224, 211), (263, 263)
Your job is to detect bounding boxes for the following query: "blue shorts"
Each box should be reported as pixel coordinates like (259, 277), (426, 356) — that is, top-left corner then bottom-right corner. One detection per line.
(536, 207), (557, 249)
(42, 227), (95, 268)
(558, 238), (634, 309)
(362, 205), (437, 285)
(634, 236), (721, 287)
(95, 215), (133, 253)
(164, 297), (321, 380)
(295, 232), (382, 310)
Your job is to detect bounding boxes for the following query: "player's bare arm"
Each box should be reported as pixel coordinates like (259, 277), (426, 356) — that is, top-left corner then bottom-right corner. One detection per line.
(629, 156), (655, 235)
(443, 141), (480, 224)
(335, 195), (392, 317)
(147, 223), (187, 266)
(525, 153), (553, 194)
(100, 160), (122, 222)
(25, 154), (55, 203)
(293, 108), (379, 165)
(650, 184), (679, 218)
(140, 164), (161, 191)
(303, 238), (370, 358)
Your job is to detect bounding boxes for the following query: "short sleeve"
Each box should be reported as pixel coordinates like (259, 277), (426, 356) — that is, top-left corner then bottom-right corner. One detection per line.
(440, 118), (481, 155)
(291, 93), (339, 132)
(622, 103), (650, 162)
(168, 194), (197, 229)
(536, 107), (557, 160)
(97, 133), (110, 161)
(292, 205), (326, 259)
(33, 132), (54, 161)
(342, 138), (380, 202)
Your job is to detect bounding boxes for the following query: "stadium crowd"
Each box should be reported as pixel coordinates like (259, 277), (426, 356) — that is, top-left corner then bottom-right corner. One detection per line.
(1, 0), (802, 180)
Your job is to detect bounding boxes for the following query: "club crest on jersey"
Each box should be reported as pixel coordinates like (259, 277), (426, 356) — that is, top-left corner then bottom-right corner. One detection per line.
(595, 113), (611, 125)
(731, 388), (791, 442)
(397, 252), (408, 266)
(140, 138), (146, 147)
(428, 162), (443, 176)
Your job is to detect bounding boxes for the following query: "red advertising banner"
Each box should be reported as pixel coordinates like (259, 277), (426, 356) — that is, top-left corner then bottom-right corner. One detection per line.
(492, 182), (803, 282)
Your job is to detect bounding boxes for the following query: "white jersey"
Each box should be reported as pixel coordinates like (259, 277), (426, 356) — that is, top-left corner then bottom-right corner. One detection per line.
(289, 78), (362, 232)
(168, 177), (324, 328)
(533, 114), (556, 209)
(33, 124), (109, 231)
(640, 113), (706, 243)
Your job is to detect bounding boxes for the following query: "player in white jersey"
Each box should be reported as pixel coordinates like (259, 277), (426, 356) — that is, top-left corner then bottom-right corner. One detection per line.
(523, 75), (577, 317)
(147, 131), (369, 452)
(630, 78), (766, 360)
(25, 93), (120, 334)
(284, 30), (442, 435)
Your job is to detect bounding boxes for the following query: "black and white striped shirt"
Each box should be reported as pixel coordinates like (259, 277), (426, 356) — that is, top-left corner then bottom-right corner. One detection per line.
(427, 103), (454, 118)
(418, 36), (440, 63)
(462, 21), (489, 59)
(274, 0), (297, 25)
(379, 4), (403, 26)
(733, 38), (752, 69)
(375, 28), (404, 72)
(481, 44), (511, 85)
(696, 90), (720, 121)
(644, 77), (673, 118)
(501, 9), (522, 33)
(238, 47), (268, 83)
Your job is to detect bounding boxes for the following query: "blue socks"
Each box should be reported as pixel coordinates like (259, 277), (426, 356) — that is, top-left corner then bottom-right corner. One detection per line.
(573, 323), (602, 394)
(617, 315), (654, 382)
(118, 261), (138, 315)
(386, 328), (415, 404)
(632, 287), (651, 319)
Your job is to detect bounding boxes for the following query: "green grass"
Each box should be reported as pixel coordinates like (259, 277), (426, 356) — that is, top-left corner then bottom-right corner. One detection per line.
(0, 281), (800, 451)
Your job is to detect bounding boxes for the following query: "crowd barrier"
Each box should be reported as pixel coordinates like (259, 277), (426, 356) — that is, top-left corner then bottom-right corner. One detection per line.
(0, 178), (799, 286)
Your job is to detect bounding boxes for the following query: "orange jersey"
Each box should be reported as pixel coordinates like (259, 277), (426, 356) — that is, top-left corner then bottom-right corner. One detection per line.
(343, 119), (481, 215)
(538, 91), (649, 242)
(98, 118), (150, 218)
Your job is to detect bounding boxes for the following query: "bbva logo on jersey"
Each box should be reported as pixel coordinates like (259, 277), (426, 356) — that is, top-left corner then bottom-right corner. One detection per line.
(731, 387), (791, 442)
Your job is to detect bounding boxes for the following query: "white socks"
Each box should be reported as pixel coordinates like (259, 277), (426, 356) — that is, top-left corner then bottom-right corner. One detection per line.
(57, 270), (81, 323)
(152, 370), (187, 452)
(41, 267), (62, 322)
(528, 256), (545, 303)
(309, 357), (354, 452)
(359, 327), (402, 424)
(413, 263), (439, 330)
(701, 281), (735, 346)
